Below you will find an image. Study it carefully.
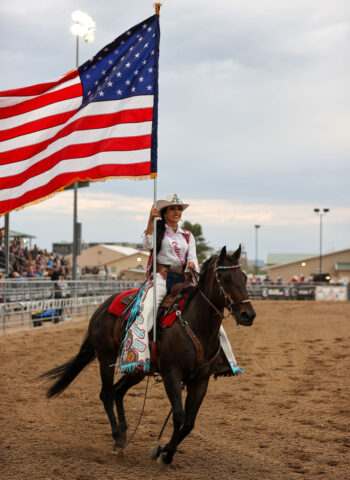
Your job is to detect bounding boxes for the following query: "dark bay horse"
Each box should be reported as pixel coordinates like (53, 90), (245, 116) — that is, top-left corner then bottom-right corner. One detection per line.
(42, 245), (256, 466)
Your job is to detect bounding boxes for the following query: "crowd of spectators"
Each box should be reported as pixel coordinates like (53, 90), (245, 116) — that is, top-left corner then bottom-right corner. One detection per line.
(0, 230), (70, 279)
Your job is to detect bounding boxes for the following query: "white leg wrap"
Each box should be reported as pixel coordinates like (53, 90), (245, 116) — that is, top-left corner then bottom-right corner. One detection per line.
(219, 326), (244, 374)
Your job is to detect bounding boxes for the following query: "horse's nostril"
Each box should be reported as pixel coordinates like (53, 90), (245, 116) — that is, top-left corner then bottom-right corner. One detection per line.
(240, 310), (255, 324)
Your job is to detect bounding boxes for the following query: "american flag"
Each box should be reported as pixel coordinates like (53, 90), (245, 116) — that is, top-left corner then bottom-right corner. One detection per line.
(0, 14), (160, 215)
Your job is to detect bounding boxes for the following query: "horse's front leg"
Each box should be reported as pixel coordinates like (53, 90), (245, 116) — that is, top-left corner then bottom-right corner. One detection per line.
(113, 371), (145, 434)
(155, 371), (185, 466)
(177, 375), (210, 446)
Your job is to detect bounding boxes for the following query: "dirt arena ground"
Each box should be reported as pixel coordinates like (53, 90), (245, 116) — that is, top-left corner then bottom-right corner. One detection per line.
(0, 300), (349, 480)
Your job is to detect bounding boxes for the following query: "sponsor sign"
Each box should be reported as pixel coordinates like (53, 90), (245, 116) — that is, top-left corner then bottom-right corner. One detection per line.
(315, 286), (347, 301)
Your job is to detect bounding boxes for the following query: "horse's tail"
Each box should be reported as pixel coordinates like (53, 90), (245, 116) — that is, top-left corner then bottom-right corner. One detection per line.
(41, 334), (95, 398)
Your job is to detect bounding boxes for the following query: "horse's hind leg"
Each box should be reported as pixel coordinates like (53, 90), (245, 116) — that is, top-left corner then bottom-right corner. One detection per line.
(114, 371), (145, 433)
(98, 354), (126, 453)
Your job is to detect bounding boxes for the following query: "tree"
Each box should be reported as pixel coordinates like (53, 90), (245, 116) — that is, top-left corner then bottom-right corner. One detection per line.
(182, 221), (213, 265)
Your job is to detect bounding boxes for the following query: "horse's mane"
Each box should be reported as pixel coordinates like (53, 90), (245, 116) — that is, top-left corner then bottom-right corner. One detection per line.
(183, 254), (219, 304)
(184, 250), (239, 305)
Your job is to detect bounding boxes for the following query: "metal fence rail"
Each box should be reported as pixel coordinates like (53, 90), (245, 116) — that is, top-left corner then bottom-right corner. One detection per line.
(1, 280), (348, 335)
(0, 279), (141, 334)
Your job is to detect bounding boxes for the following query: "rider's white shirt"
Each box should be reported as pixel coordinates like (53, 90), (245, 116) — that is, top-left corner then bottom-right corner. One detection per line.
(143, 224), (199, 272)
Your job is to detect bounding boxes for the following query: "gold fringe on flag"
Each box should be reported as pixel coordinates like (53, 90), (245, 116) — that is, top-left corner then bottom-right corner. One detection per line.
(0, 173), (157, 217)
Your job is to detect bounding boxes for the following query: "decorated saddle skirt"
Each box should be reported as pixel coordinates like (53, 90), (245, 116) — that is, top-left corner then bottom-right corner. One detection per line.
(108, 286), (188, 374)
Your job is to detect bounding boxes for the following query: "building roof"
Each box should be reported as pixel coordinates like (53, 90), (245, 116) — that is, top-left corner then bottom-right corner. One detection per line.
(4, 229), (37, 239)
(267, 248), (350, 270)
(265, 253), (314, 266)
(101, 244), (142, 256)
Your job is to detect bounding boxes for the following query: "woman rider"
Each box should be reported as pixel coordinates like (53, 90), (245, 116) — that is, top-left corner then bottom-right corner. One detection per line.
(139, 193), (242, 376)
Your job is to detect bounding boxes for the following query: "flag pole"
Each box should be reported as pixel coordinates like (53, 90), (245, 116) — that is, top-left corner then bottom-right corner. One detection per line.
(152, 2), (161, 343)
(152, 177), (158, 342)
(4, 213), (10, 276)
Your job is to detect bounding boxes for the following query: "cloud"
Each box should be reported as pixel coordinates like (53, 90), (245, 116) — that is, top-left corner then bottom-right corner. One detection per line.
(30, 191), (350, 227)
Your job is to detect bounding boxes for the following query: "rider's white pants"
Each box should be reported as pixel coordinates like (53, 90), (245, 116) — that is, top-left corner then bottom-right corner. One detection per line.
(141, 273), (237, 367)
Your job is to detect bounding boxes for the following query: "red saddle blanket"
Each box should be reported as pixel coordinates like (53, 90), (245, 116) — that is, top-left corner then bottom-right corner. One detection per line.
(108, 289), (139, 317)
(108, 289), (188, 328)
(159, 296), (187, 328)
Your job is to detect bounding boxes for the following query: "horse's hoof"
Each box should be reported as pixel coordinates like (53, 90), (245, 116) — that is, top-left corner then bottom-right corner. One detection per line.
(112, 446), (126, 457)
(157, 452), (171, 467)
(149, 445), (162, 460)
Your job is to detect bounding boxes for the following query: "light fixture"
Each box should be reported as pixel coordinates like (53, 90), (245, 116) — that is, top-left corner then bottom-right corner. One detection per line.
(137, 257), (142, 262)
(301, 262), (306, 267)
(70, 10), (96, 43)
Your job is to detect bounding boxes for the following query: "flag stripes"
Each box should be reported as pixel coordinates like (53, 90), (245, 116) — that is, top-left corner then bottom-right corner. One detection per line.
(0, 13), (160, 215)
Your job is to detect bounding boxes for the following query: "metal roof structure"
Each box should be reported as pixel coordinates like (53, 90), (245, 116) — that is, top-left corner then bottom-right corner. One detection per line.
(265, 253), (314, 266)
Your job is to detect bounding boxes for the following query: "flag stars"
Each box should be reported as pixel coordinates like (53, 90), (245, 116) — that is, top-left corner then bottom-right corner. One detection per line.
(117, 89), (122, 95)
(121, 40), (125, 45)
(131, 87), (136, 92)
(116, 72), (122, 77)
(104, 47), (109, 52)
(151, 50), (155, 55)
(135, 53), (140, 58)
(143, 24), (147, 29)
(144, 43), (149, 48)
(102, 70), (106, 75)
(94, 81), (99, 86)
(108, 60), (113, 65)
(114, 49), (119, 54)
(107, 81), (113, 87)
(99, 91), (104, 97)
(143, 60), (147, 65)
(125, 80), (131, 85)
(126, 62), (131, 68)
(126, 30), (132, 36)
(147, 27), (152, 32)
(134, 70), (139, 75)
(147, 85), (152, 91)
(86, 74), (91, 79)
(138, 37), (143, 41)
(148, 67), (153, 73)
(139, 76), (144, 82)
(129, 46), (134, 51)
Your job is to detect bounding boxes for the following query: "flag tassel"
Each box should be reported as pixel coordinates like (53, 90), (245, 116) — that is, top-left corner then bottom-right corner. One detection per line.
(154, 3), (162, 16)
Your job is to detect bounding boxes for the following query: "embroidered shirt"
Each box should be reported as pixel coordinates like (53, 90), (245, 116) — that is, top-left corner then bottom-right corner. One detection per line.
(143, 224), (199, 272)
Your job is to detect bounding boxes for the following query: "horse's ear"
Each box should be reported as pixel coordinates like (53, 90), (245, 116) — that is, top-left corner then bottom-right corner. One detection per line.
(232, 244), (241, 263)
(218, 246), (227, 264)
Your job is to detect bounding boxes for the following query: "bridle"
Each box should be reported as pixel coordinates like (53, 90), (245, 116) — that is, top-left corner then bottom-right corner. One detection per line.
(192, 262), (251, 323)
(215, 264), (251, 315)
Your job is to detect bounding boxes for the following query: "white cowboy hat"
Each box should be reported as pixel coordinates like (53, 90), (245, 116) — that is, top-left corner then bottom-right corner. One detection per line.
(156, 193), (189, 211)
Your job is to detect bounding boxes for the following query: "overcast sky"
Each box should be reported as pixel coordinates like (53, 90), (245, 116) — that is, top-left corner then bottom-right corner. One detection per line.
(0, 0), (349, 261)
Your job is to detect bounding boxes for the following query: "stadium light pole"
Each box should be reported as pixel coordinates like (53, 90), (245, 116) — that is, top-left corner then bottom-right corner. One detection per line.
(70, 11), (95, 280)
(254, 225), (260, 275)
(313, 208), (329, 274)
